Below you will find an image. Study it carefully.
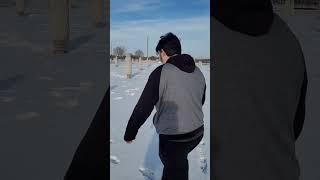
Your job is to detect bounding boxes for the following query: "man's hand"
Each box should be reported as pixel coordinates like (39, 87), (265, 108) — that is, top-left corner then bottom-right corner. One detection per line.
(125, 140), (134, 144)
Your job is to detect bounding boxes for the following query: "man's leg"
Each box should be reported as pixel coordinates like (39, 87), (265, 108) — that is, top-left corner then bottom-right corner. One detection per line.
(161, 156), (189, 180)
(159, 133), (203, 180)
(159, 138), (189, 180)
(186, 134), (204, 153)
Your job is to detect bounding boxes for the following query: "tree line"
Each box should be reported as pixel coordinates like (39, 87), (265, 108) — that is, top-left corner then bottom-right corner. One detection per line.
(111, 46), (159, 60)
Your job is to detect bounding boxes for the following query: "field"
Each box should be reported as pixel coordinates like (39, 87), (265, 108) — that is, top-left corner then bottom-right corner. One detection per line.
(110, 61), (210, 180)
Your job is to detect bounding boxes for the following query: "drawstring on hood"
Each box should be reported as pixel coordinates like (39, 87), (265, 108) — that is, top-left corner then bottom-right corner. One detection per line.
(212, 0), (274, 36)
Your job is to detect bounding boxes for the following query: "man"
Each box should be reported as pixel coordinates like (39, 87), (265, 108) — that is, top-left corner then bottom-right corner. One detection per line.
(212, 0), (308, 180)
(124, 32), (206, 180)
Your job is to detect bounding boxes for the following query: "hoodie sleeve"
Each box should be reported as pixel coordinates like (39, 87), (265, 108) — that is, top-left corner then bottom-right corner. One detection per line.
(124, 65), (163, 141)
(202, 84), (206, 105)
(294, 70), (308, 140)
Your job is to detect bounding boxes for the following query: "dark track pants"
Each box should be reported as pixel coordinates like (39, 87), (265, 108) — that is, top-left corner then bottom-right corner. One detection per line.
(159, 131), (204, 180)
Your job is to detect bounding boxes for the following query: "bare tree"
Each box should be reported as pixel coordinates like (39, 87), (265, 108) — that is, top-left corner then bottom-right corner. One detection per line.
(134, 49), (144, 58)
(113, 46), (126, 57)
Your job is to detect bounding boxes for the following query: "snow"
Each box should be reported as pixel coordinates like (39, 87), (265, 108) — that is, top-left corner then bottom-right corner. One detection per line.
(110, 61), (210, 180)
(139, 167), (155, 179)
(110, 155), (121, 164)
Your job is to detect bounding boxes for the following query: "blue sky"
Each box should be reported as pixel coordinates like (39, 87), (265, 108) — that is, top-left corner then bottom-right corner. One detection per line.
(110, 0), (210, 59)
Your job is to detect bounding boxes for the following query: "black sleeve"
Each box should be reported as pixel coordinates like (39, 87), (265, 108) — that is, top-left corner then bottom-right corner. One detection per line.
(202, 84), (206, 105)
(294, 71), (308, 140)
(124, 65), (163, 141)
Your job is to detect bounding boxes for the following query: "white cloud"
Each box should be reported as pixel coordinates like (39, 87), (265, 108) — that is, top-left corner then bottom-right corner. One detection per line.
(111, 0), (169, 14)
(111, 16), (210, 58)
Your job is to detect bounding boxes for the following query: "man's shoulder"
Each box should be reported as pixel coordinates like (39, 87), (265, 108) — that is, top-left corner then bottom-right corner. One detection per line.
(149, 64), (164, 79)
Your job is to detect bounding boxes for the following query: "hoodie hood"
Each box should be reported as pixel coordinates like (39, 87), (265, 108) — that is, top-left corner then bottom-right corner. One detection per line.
(212, 0), (274, 36)
(166, 54), (196, 73)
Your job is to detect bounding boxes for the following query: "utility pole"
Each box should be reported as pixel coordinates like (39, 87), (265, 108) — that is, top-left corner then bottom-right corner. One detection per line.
(15, 0), (25, 16)
(111, 41), (113, 56)
(147, 35), (149, 61)
(126, 53), (132, 79)
(289, 0), (295, 15)
(110, 41), (113, 64)
(284, 0), (295, 16)
(49, 0), (70, 54)
(92, 0), (105, 27)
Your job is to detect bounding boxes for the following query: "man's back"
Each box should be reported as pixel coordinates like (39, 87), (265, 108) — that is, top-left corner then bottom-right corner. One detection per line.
(153, 62), (206, 135)
(212, 14), (307, 180)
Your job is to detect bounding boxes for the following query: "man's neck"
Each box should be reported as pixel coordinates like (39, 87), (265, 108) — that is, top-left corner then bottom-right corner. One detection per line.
(165, 54), (179, 63)
(169, 54), (178, 58)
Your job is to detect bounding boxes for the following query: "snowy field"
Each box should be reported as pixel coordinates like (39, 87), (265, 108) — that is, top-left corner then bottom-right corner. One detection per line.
(110, 61), (210, 180)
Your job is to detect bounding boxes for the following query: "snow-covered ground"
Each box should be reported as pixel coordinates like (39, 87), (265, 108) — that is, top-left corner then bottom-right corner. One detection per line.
(110, 61), (210, 180)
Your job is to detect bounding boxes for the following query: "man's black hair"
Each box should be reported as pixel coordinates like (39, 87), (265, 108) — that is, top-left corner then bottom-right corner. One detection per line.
(155, 32), (181, 56)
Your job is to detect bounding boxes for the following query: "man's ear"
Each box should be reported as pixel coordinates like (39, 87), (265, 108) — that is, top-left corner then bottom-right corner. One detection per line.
(161, 49), (166, 56)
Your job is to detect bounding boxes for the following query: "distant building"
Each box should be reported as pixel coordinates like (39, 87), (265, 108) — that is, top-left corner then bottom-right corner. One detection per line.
(195, 59), (210, 64)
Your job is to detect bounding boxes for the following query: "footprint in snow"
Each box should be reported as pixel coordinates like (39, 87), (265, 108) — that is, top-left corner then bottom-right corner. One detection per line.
(139, 167), (155, 180)
(125, 88), (139, 92)
(197, 146), (208, 174)
(113, 97), (123, 100)
(110, 155), (120, 164)
(200, 157), (208, 173)
(200, 140), (205, 145)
